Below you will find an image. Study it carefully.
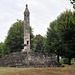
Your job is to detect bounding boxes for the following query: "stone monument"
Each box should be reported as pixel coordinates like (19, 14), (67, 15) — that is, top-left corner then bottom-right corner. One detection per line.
(22, 4), (30, 52)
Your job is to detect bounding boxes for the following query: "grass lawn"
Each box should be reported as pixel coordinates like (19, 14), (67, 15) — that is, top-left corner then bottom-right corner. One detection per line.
(0, 65), (75, 75)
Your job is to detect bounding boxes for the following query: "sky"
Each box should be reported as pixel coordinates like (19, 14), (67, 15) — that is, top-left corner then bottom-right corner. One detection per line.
(0, 0), (73, 42)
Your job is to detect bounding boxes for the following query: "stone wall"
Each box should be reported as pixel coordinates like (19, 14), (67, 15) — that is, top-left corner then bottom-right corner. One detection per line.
(0, 51), (61, 67)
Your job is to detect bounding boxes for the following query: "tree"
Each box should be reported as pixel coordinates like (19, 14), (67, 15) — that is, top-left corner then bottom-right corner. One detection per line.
(4, 20), (24, 54)
(70, 0), (75, 9)
(4, 19), (34, 54)
(46, 10), (75, 64)
(46, 20), (63, 62)
(56, 10), (75, 65)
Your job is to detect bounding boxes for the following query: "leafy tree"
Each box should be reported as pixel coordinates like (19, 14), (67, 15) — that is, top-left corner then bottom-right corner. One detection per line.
(46, 10), (75, 64)
(56, 10), (75, 65)
(46, 20), (63, 62)
(4, 19), (34, 54)
(70, 0), (75, 9)
(4, 20), (24, 54)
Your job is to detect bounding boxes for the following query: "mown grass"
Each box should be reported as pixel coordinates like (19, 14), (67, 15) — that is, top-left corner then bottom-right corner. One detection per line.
(0, 65), (75, 75)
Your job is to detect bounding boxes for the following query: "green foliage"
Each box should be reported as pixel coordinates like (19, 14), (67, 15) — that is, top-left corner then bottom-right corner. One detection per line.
(46, 20), (63, 62)
(4, 20), (24, 54)
(33, 34), (45, 53)
(56, 10), (75, 58)
(71, 58), (75, 63)
(0, 42), (4, 57)
(60, 58), (69, 64)
(56, 10), (75, 64)
(46, 9), (75, 64)
(46, 20), (57, 53)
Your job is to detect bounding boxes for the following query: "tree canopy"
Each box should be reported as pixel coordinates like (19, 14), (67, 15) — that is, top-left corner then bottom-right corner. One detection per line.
(33, 34), (45, 53)
(46, 10), (75, 64)
(56, 10), (75, 64)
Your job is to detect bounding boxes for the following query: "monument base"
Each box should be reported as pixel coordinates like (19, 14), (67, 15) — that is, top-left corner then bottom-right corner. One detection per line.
(21, 49), (32, 52)
(0, 51), (62, 67)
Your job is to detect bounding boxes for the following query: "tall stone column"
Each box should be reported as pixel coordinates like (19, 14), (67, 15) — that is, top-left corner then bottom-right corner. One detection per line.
(22, 4), (30, 52)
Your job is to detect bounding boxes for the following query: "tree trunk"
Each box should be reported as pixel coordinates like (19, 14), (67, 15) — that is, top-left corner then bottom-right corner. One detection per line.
(57, 54), (59, 62)
(68, 57), (71, 65)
